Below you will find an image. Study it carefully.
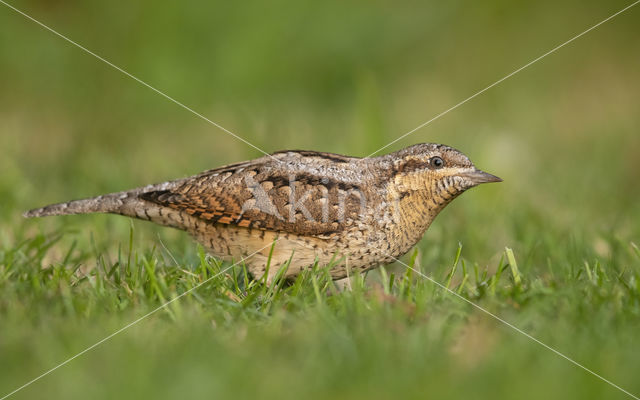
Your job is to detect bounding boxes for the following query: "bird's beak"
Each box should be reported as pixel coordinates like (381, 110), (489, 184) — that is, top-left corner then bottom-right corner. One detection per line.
(462, 169), (503, 184)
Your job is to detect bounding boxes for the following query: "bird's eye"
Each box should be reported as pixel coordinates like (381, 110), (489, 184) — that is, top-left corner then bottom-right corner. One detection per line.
(430, 156), (445, 169)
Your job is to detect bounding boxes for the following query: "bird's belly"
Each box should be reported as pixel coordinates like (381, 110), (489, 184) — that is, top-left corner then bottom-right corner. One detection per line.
(192, 224), (388, 281)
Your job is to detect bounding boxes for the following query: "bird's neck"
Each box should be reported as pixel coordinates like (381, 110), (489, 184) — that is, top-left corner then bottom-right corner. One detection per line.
(384, 181), (462, 256)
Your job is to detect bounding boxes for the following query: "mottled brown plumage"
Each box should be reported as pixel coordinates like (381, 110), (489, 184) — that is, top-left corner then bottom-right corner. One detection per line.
(24, 143), (501, 281)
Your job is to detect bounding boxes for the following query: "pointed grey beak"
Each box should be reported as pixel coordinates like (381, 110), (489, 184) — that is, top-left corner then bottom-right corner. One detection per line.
(462, 169), (503, 184)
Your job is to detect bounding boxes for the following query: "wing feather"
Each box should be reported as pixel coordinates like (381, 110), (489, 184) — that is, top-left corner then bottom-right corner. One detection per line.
(139, 153), (366, 237)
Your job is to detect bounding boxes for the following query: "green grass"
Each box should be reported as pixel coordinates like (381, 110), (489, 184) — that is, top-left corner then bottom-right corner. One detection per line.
(2, 226), (640, 399)
(2, 0), (640, 399)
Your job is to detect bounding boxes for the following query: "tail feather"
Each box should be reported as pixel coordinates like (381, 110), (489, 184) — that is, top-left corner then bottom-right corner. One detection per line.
(23, 191), (135, 218)
(23, 181), (182, 219)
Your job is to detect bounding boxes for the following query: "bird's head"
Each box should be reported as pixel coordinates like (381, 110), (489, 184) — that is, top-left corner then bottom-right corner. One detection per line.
(389, 143), (501, 204)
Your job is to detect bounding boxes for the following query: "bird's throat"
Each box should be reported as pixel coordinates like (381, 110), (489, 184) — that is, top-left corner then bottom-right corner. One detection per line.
(389, 186), (462, 254)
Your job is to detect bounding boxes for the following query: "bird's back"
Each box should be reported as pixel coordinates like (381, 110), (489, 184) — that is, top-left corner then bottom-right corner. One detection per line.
(24, 150), (381, 238)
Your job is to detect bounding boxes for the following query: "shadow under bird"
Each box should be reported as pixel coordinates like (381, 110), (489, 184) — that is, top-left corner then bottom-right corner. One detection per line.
(25, 143), (501, 281)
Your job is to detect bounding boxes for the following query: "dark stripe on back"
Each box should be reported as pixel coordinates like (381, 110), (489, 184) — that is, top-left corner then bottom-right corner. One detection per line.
(271, 150), (356, 163)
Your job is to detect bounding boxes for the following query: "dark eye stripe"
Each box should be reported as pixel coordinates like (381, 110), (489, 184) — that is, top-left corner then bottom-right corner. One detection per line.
(394, 156), (447, 175)
(396, 159), (429, 174)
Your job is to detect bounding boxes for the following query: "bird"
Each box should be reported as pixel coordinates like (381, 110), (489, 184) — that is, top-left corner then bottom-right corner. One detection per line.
(24, 143), (501, 282)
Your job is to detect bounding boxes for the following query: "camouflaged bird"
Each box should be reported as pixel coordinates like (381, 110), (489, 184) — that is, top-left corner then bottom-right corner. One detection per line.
(24, 143), (501, 281)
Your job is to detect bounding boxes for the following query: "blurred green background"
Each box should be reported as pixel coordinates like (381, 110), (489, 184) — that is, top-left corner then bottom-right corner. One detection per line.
(1, 0), (639, 399)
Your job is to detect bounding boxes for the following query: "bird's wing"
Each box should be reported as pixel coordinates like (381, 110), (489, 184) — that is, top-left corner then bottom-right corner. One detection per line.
(139, 154), (366, 237)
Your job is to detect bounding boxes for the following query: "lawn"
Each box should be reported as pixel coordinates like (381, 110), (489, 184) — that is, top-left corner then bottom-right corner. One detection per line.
(1, 1), (639, 399)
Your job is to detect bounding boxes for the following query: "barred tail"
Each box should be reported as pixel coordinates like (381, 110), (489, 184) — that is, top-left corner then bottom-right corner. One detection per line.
(23, 191), (137, 218)
(23, 179), (183, 219)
